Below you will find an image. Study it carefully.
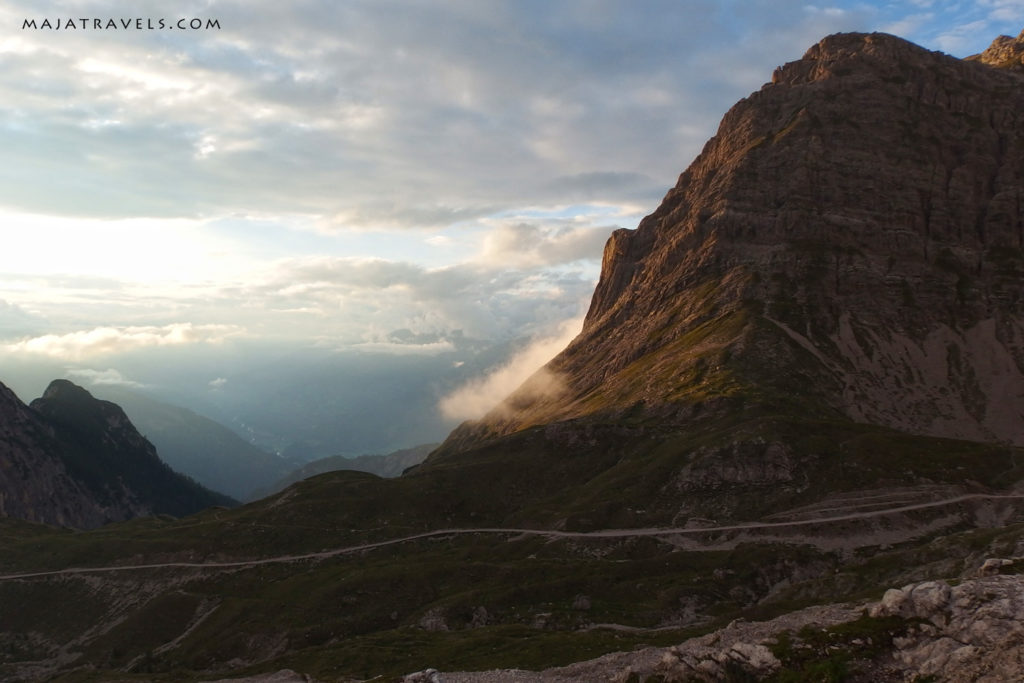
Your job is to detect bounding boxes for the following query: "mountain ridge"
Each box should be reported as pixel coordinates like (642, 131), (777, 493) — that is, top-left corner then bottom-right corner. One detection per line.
(0, 379), (233, 529)
(254, 442), (438, 498)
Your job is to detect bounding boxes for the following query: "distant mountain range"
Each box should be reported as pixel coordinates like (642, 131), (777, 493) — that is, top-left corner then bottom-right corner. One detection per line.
(90, 385), (298, 501)
(254, 442), (437, 498)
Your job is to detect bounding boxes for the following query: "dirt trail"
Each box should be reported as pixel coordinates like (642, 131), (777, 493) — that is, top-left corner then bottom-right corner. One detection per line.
(2, 493), (1022, 581)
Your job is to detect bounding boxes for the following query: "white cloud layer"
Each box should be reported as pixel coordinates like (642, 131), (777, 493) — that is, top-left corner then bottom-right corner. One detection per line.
(233, 253), (596, 346)
(65, 367), (145, 388)
(478, 221), (614, 269)
(6, 323), (244, 360)
(0, 0), (882, 225)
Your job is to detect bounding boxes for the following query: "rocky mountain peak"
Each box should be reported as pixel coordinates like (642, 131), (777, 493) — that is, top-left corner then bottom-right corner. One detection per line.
(969, 28), (1024, 71)
(32, 379), (142, 445)
(770, 31), (944, 87)
(40, 378), (90, 401)
(38, 379), (127, 421)
(440, 29), (1024, 454)
(0, 381), (32, 427)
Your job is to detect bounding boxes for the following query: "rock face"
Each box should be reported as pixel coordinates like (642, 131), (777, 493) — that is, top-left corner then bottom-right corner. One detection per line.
(0, 379), (232, 529)
(440, 31), (1024, 454)
(969, 29), (1024, 72)
(869, 571), (1024, 681)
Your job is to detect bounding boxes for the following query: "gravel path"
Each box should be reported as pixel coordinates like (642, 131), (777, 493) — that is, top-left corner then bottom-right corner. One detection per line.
(2, 492), (1022, 581)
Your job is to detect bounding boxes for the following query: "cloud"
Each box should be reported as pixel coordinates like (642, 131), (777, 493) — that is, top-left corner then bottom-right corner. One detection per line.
(545, 172), (663, 205)
(348, 340), (457, 355)
(882, 12), (936, 38)
(439, 315), (584, 421)
(977, 0), (1024, 28)
(6, 323), (244, 360)
(209, 377), (228, 390)
(890, 1), (1024, 56)
(0, 0), (877, 227)
(803, 6), (849, 18)
(65, 368), (145, 388)
(1, 0), (1008, 230)
(478, 221), (614, 269)
(0, 299), (45, 338)
(934, 18), (993, 52)
(240, 254), (596, 346)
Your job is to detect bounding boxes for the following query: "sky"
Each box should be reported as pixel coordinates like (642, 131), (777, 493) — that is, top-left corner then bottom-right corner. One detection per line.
(0, 0), (1021, 436)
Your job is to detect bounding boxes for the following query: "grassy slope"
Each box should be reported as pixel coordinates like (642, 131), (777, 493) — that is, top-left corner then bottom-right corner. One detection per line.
(1, 406), (1023, 681)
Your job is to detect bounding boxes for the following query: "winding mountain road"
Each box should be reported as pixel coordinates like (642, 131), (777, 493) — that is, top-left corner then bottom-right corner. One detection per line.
(2, 492), (1022, 581)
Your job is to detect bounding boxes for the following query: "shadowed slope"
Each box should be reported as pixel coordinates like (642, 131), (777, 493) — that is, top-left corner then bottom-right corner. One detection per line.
(0, 380), (233, 528)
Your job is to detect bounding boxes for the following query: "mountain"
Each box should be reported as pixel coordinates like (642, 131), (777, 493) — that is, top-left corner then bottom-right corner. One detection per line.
(0, 381), (114, 529)
(258, 443), (437, 497)
(0, 379), (233, 529)
(89, 385), (296, 501)
(2, 29), (1024, 683)
(438, 29), (1024, 456)
(968, 27), (1024, 71)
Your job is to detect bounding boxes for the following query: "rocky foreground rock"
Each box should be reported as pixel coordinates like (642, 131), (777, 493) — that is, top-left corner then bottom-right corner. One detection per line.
(414, 562), (1024, 682)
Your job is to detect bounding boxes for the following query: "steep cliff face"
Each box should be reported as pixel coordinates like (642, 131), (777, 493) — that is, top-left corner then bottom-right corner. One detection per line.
(442, 31), (1024, 452)
(0, 379), (232, 528)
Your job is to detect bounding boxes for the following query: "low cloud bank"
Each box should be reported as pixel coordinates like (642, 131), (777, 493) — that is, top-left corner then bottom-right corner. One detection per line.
(439, 316), (583, 421)
(65, 368), (145, 388)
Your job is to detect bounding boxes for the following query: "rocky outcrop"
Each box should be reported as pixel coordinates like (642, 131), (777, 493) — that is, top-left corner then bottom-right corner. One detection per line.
(969, 29), (1024, 71)
(437, 30), (1024, 453)
(0, 379), (233, 528)
(619, 571), (1024, 682)
(433, 567), (1024, 682)
(869, 570), (1024, 681)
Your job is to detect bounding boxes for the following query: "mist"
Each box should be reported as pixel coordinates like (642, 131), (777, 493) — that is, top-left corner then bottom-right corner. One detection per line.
(439, 316), (584, 421)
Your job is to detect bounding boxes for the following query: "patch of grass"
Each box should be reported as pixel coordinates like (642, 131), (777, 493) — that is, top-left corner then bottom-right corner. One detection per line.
(767, 613), (916, 682)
